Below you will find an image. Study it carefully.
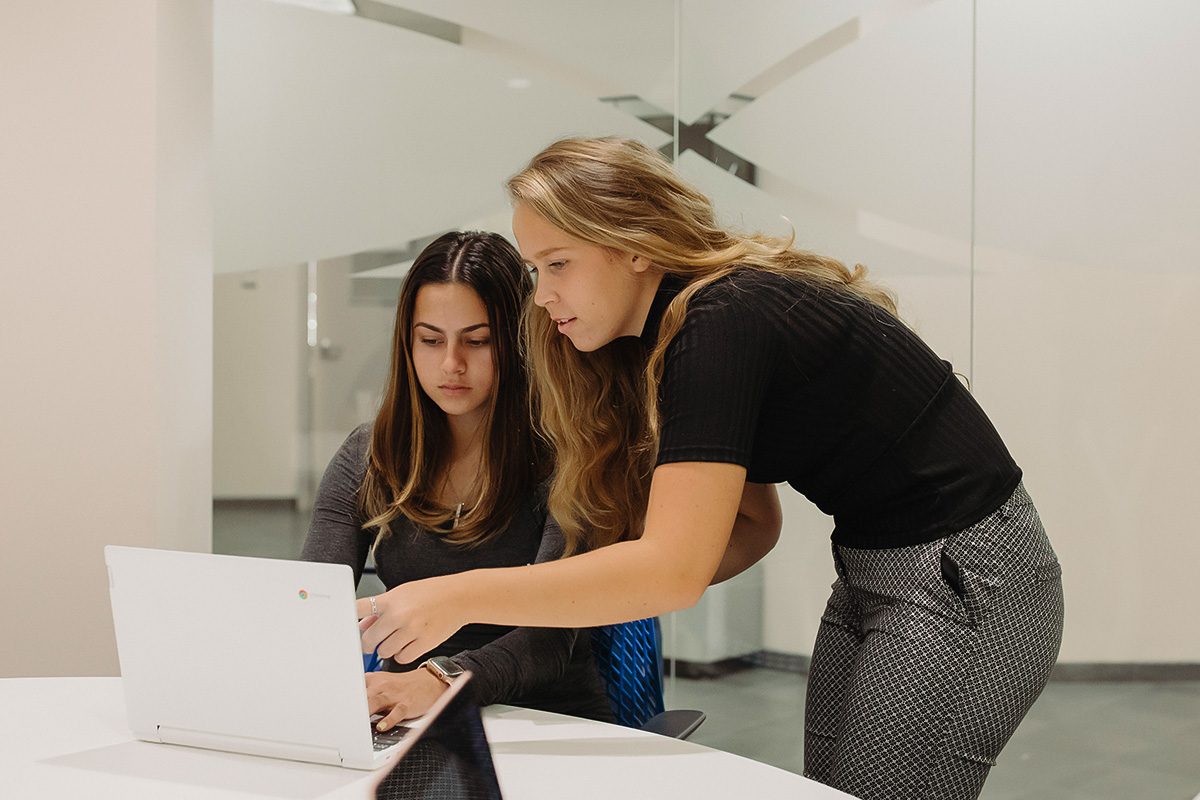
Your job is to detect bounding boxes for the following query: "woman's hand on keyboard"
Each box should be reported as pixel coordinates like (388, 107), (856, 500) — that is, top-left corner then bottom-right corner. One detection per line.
(366, 669), (446, 732)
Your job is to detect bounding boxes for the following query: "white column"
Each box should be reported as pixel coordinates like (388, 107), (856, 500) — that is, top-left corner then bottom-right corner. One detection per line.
(0, 0), (213, 678)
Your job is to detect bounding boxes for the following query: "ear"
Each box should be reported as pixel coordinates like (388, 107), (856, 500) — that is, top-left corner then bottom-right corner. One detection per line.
(628, 253), (652, 274)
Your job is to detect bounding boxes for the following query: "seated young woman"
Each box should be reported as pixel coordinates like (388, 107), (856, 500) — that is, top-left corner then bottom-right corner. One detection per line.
(301, 231), (612, 731)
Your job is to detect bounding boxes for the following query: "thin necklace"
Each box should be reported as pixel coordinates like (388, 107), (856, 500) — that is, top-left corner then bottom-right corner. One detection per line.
(444, 425), (484, 529)
(441, 469), (477, 529)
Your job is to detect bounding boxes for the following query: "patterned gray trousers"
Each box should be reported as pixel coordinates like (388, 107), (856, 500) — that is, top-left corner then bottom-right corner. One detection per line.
(804, 483), (1064, 800)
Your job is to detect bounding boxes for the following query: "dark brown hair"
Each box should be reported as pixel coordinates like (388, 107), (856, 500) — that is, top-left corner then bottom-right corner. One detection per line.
(359, 231), (546, 547)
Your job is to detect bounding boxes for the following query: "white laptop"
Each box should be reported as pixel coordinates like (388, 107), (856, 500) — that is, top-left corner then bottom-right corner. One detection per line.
(105, 545), (452, 770)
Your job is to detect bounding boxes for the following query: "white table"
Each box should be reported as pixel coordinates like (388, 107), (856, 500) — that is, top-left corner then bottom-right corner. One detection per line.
(1, 677), (854, 799)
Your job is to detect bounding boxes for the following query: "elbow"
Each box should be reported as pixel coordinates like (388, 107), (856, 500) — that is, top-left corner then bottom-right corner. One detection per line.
(762, 492), (784, 547)
(677, 582), (708, 611)
(665, 565), (712, 612)
(752, 500), (784, 562)
(637, 541), (711, 613)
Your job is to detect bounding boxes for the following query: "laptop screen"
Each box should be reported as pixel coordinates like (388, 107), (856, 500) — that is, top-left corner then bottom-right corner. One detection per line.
(373, 678), (504, 800)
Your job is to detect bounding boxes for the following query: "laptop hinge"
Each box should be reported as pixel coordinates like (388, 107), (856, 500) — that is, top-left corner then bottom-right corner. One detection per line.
(157, 726), (343, 765)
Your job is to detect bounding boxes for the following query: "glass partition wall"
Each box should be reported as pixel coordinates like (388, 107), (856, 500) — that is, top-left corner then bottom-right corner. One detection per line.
(214, 1), (1200, 792)
(213, 0), (974, 777)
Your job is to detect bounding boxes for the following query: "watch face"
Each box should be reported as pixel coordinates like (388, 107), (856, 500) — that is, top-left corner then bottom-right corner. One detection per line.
(428, 657), (463, 682)
(438, 658), (464, 677)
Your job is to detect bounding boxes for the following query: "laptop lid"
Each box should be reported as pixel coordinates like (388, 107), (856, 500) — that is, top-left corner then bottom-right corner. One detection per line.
(105, 545), (405, 769)
(373, 672), (505, 800)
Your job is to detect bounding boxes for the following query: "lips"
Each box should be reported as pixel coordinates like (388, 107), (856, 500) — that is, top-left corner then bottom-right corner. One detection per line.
(440, 384), (470, 393)
(554, 317), (577, 334)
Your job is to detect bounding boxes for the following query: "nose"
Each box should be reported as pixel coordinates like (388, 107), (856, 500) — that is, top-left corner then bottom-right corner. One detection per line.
(533, 274), (554, 308)
(442, 342), (466, 375)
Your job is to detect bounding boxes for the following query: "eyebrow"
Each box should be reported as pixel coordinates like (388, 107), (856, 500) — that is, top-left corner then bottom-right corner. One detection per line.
(412, 322), (490, 334)
(528, 245), (569, 262)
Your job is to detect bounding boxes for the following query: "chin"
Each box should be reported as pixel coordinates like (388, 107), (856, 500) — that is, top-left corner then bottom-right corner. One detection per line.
(567, 337), (602, 353)
(563, 329), (610, 353)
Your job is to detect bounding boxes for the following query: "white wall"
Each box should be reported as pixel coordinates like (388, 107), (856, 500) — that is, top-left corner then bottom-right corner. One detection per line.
(973, 0), (1200, 662)
(0, 0), (213, 678)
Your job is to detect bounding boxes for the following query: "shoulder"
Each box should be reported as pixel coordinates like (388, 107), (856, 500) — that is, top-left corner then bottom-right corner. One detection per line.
(345, 421), (372, 450)
(691, 267), (817, 305)
(349, 421), (373, 451)
(684, 268), (890, 342)
(339, 422), (374, 468)
(324, 422), (373, 485)
(681, 268), (824, 322)
(668, 269), (810, 347)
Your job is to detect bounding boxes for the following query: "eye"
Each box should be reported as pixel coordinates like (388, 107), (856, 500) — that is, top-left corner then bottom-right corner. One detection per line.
(548, 260), (567, 271)
(418, 337), (442, 346)
(466, 338), (490, 347)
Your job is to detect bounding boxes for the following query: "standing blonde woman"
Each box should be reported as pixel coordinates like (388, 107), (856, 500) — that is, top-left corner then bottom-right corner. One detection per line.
(358, 139), (1064, 800)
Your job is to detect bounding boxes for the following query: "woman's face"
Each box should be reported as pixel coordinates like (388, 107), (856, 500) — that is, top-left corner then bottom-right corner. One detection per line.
(512, 203), (657, 353)
(410, 282), (495, 427)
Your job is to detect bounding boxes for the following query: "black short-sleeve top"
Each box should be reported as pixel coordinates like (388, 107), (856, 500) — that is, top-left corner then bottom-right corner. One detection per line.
(640, 269), (1021, 549)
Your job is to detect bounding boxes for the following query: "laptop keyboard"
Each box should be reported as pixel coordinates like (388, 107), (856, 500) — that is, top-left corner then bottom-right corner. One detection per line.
(371, 723), (412, 751)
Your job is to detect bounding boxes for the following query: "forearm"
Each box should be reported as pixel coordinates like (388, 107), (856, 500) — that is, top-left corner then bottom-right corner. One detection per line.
(451, 627), (576, 705)
(452, 464), (749, 627)
(359, 462), (747, 662)
(450, 496), (591, 704)
(452, 536), (703, 629)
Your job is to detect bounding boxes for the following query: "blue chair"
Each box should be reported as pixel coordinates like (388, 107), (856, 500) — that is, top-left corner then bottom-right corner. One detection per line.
(590, 617), (705, 740)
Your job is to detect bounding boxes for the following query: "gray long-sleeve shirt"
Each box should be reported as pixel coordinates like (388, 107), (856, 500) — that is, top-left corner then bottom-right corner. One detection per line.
(300, 424), (612, 721)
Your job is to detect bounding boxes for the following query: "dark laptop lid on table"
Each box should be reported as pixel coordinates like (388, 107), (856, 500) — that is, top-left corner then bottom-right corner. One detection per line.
(373, 674), (504, 800)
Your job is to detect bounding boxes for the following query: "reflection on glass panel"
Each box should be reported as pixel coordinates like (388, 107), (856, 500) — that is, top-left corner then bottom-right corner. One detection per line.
(214, 0), (675, 541)
(214, 0), (674, 276)
(686, 0), (975, 359)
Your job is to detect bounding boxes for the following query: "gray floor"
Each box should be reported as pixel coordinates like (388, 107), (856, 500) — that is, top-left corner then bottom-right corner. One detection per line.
(669, 668), (1200, 800)
(216, 500), (1200, 800)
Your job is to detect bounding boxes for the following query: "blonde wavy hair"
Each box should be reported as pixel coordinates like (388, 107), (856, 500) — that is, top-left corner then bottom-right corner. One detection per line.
(509, 136), (897, 555)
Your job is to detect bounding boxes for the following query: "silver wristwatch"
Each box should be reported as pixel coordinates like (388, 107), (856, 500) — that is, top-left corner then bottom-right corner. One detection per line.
(421, 656), (464, 686)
